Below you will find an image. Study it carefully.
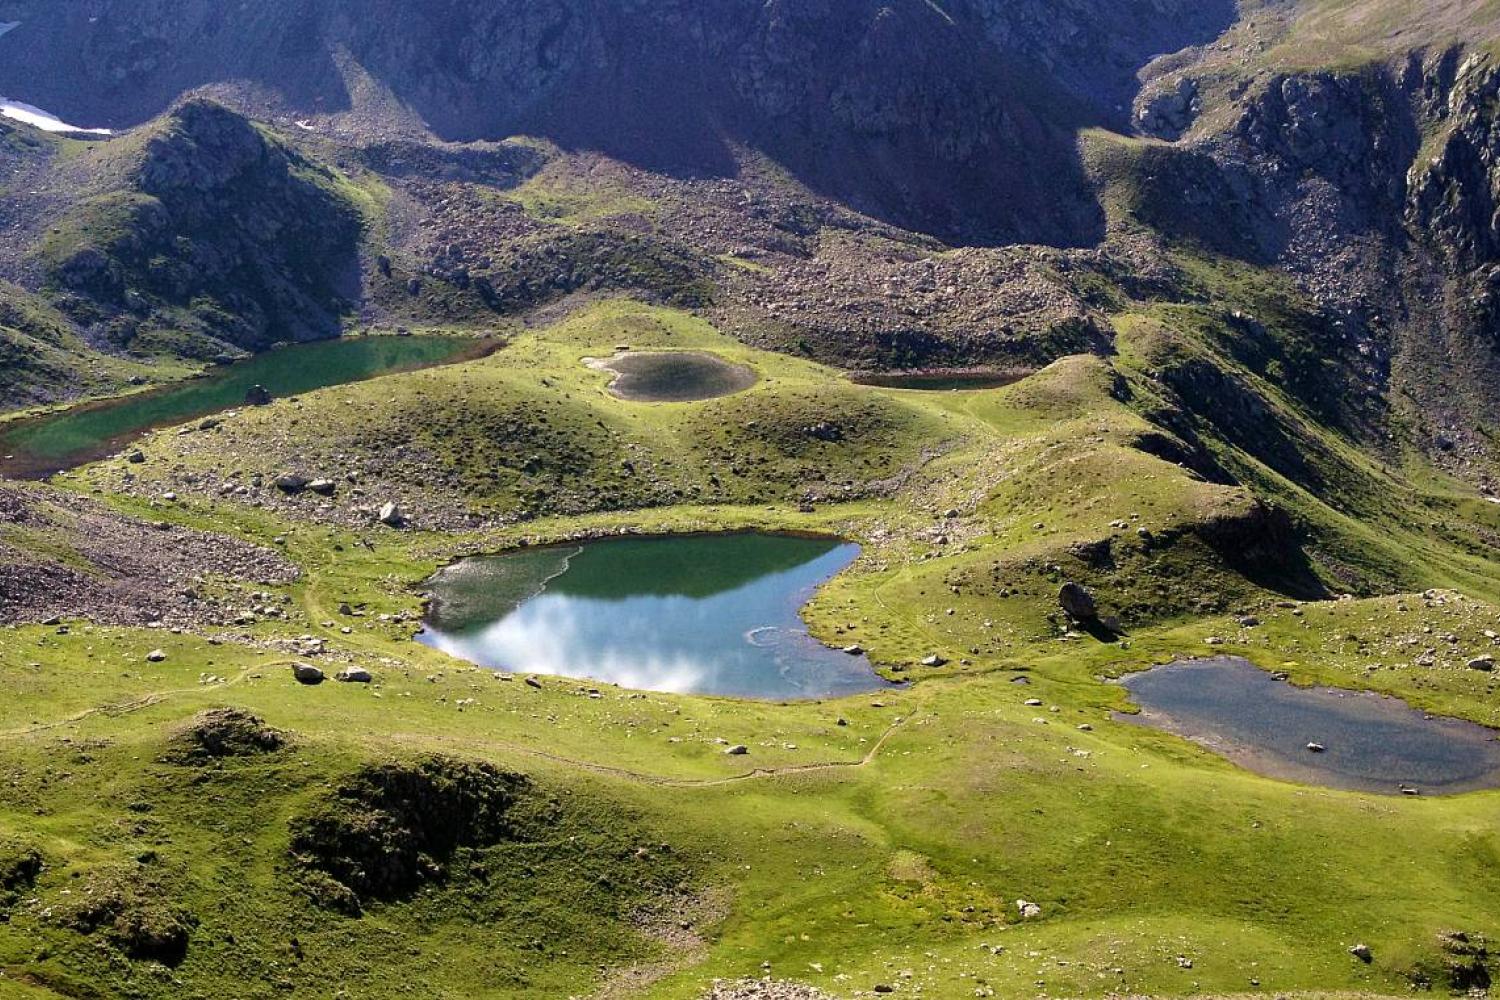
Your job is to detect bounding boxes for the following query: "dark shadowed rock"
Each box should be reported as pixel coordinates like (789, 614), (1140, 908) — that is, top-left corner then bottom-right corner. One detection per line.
(1059, 582), (1098, 621)
(292, 663), (325, 685)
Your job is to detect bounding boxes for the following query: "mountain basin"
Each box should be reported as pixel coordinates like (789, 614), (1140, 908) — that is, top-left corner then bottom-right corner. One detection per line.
(1116, 656), (1500, 795)
(418, 533), (896, 700)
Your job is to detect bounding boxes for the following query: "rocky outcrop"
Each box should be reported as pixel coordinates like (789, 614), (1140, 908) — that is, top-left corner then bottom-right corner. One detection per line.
(1135, 76), (1199, 140)
(46, 99), (362, 354)
(1407, 56), (1500, 269)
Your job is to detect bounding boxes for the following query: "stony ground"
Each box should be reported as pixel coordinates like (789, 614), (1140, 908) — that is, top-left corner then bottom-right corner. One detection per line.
(0, 480), (298, 626)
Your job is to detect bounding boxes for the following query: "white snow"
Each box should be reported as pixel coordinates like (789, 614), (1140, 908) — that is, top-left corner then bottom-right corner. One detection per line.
(0, 22), (19, 39)
(0, 98), (112, 136)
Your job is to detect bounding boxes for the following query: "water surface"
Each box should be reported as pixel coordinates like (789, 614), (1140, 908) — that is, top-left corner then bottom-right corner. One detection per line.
(594, 351), (756, 402)
(1118, 656), (1500, 795)
(850, 369), (1030, 391)
(0, 336), (491, 478)
(419, 533), (892, 700)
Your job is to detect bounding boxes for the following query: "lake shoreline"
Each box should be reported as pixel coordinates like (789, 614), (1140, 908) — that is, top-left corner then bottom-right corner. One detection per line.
(0, 334), (504, 480)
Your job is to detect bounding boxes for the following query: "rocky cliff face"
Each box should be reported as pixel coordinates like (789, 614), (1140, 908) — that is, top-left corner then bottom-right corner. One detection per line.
(1408, 56), (1500, 270)
(1126, 47), (1500, 463)
(45, 100), (362, 356)
(0, 0), (1234, 245)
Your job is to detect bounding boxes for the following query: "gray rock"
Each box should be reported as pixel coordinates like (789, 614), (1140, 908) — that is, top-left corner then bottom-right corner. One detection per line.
(1467, 655), (1495, 671)
(1350, 943), (1372, 963)
(275, 474), (310, 494)
(335, 667), (372, 683)
(244, 384), (273, 406)
(724, 744), (749, 755)
(127, 449), (146, 464)
(1135, 76), (1199, 139)
(378, 502), (405, 527)
(1016, 899), (1042, 919)
(292, 663), (324, 684)
(921, 654), (947, 667)
(1058, 582), (1097, 621)
(307, 478), (337, 496)
(146, 648), (167, 662)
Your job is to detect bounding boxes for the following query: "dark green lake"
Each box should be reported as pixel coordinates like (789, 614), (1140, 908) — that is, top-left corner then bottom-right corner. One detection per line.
(0, 336), (488, 479)
(1119, 656), (1500, 795)
(418, 533), (893, 700)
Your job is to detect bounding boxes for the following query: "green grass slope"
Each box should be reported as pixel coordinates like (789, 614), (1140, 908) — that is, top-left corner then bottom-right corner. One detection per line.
(2, 293), (1495, 996)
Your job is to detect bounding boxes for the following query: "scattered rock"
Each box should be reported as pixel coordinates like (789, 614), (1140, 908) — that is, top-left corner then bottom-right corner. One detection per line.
(1306, 742), (1326, 753)
(1467, 655), (1495, 672)
(307, 478), (337, 496)
(724, 744), (749, 756)
(275, 474), (311, 494)
(378, 502), (405, 527)
(1350, 943), (1373, 963)
(145, 649), (167, 663)
(244, 384), (273, 406)
(335, 667), (373, 683)
(1016, 899), (1042, 919)
(701, 980), (838, 1000)
(920, 654), (947, 667)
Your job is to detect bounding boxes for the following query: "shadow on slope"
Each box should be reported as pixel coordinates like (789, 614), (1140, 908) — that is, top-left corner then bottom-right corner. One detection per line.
(0, 0), (1239, 247)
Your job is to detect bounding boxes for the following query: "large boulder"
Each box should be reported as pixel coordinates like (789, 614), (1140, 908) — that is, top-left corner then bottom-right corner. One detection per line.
(1058, 582), (1098, 621)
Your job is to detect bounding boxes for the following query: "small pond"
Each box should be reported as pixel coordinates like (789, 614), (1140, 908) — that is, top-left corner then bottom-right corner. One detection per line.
(850, 369), (1031, 391)
(1117, 656), (1500, 795)
(0, 335), (492, 479)
(591, 351), (756, 402)
(418, 533), (894, 700)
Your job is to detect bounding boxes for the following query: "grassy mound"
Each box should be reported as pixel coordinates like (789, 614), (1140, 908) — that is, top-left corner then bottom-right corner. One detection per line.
(164, 708), (286, 763)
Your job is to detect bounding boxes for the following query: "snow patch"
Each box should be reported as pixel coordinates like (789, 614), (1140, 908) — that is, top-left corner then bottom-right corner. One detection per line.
(0, 22), (19, 39)
(0, 98), (112, 136)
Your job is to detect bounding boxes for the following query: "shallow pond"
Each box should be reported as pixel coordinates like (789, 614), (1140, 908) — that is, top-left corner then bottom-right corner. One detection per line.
(593, 351), (756, 402)
(418, 533), (894, 700)
(0, 335), (491, 478)
(850, 369), (1031, 391)
(1118, 656), (1500, 795)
